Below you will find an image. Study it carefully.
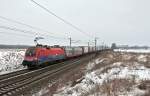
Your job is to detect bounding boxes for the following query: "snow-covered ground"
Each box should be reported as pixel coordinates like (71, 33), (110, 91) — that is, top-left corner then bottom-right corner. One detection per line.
(0, 49), (26, 75)
(17, 50), (149, 96)
(52, 51), (150, 96)
(56, 63), (149, 96)
(114, 48), (150, 53)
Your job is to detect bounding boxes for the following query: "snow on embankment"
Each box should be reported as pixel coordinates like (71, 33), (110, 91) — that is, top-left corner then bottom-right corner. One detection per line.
(54, 52), (150, 96)
(0, 49), (26, 75)
(114, 49), (150, 53)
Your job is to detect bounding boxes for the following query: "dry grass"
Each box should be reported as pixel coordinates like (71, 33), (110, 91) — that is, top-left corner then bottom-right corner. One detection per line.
(81, 51), (150, 96)
(80, 78), (136, 96)
(41, 51), (150, 96)
(138, 80), (150, 96)
(101, 78), (134, 95)
(42, 60), (88, 95)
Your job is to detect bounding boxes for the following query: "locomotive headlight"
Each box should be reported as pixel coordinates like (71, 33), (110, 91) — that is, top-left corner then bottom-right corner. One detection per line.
(34, 57), (38, 60)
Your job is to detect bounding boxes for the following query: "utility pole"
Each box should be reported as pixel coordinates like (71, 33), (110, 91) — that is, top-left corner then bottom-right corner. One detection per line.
(69, 37), (72, 47)
(88, 42), (90, 47)
(94, 37), (98, 51)
(102, 42), (104, 50)
(88, 41), (90, 52)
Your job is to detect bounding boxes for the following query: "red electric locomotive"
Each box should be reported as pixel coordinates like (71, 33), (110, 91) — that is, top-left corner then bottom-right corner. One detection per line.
(22, 45), (66, 68)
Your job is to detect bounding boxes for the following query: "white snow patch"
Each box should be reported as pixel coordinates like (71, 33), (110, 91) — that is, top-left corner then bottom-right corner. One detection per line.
(32, 87), (49, 96)
(114, 49), (150, 53)
(137, 55), (147, 62)
(88, 87), (145, 96)
(0, 49), (26, 75)
(86, 58), (105, 71)
(108, 66), (150, 82)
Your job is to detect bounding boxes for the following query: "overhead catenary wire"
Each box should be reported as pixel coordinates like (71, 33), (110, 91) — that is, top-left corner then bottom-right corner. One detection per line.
(30, 0), (93, 38)
(0, 31), (33, 38)
(0, 25), (35, 34)
(0, 25), (89, 44)
(0, 25), (68, 40)
(0, 31), (70, 46)
(0, 24), (93, 43)
(0, 15), (66, 37)
(0, 24), (94, 45)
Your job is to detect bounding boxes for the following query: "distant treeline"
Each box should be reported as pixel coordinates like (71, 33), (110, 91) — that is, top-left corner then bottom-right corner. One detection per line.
(118, 46), (150, 49)
(111, 43), (150, 49)
(0, 45), (32, 49)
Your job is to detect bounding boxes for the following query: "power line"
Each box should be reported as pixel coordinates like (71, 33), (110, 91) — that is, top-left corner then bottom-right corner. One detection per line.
(43, 34), (68, 40)
(0, 15), (65, 36)
(0, 31), (69, 45)
(30, 0), (93, 38)
(0, 25), (35, 34)
(95, 37), (98, 50)
(0, 25), (68, 40)
(0, 31), (33, 38)
(0, 25), (93, 45)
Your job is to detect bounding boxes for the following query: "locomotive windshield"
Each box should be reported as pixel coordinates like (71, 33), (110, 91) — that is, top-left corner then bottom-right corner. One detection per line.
(25, 48), (36, 56)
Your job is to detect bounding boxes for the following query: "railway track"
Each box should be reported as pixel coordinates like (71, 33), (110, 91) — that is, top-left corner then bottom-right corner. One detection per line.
(0, 69), (28, 81)
(0, 54), (95, 96)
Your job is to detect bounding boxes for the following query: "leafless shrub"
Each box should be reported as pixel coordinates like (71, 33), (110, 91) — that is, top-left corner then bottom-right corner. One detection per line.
(137, 80), (150, 96)
(45, 62), (87, 95)
(138, 80), (150, 90)
(100, 78), (135, 96)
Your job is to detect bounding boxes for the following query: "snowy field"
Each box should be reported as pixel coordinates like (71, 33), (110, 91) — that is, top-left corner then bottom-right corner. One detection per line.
(54, 53), (150, 96)
(0, 49), (26, 75)
(114, 49), (150, 53)
(33, 50), (150, 96)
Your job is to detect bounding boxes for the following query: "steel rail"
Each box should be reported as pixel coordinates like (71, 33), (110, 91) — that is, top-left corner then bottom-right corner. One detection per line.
(0, 69), (28, 81)
(0, 58), (78, 88)
(0, 54), (92, 96)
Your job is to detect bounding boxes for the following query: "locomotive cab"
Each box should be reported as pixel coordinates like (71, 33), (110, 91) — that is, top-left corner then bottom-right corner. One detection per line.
(22, 47), (38, 67)
(22, 45), (66, 69)
(26, 48), (36, 56)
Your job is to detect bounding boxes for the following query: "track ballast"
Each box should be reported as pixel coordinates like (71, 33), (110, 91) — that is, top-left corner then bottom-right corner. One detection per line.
(0, 52), (96, 96)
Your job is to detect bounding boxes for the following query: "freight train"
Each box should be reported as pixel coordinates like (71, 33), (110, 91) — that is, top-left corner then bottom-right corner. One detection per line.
(22, 44), (102, 69)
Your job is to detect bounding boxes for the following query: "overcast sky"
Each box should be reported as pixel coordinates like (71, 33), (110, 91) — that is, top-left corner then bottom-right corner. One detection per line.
(0, 0), (149, 46)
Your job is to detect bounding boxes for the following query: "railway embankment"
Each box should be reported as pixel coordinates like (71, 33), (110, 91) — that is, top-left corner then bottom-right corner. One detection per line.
(32, 50), (150, 96)
(0, 50), (97, 96)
